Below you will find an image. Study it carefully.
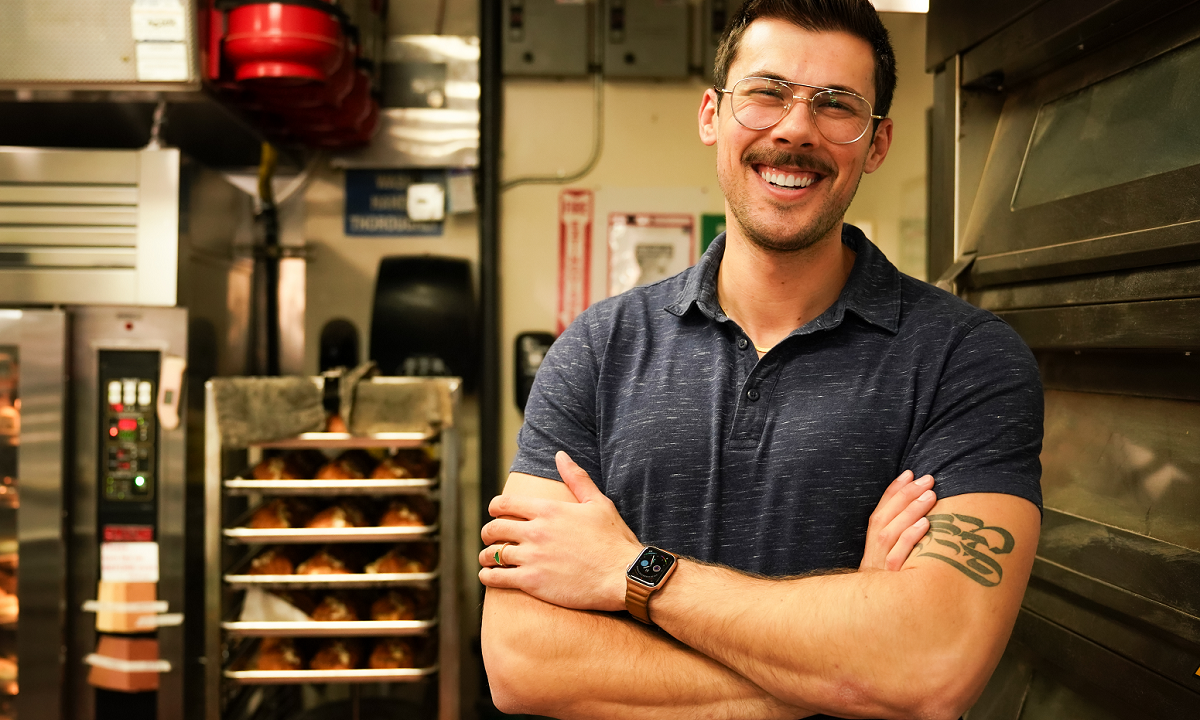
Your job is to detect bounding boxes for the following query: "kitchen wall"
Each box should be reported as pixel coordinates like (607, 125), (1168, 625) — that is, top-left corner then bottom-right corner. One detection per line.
(497, 11), (933, 477)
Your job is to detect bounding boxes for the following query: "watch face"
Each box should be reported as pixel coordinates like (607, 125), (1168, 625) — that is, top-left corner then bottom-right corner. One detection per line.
(628, 547), (675, 587)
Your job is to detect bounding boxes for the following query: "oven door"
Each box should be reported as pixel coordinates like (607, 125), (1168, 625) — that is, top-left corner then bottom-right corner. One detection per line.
(0, 308), (68, 720)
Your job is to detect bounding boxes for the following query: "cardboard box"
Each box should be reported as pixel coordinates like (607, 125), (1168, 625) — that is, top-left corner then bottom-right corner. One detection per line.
(87, 636), (160, 692)
(95, 581), (157, 633)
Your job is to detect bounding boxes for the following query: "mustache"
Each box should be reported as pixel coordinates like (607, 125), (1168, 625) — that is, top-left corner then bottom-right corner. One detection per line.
(742, 148), (835, 176)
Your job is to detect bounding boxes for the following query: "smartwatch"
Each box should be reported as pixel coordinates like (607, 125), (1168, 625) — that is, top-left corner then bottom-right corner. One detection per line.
(625, 546), (678, 625)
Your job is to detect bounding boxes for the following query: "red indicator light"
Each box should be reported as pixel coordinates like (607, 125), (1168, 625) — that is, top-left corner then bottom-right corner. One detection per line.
(108, 427), (118, 437)
(118, 418), (138, 431)
(112, 403), (124, 412)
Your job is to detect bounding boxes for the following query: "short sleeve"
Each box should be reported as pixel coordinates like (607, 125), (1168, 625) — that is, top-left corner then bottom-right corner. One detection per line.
(903, 319), (1044, 511)
(510, 310), (604, 484)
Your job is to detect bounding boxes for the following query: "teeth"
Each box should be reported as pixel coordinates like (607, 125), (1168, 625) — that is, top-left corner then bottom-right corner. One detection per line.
(760, 168), (816, 188)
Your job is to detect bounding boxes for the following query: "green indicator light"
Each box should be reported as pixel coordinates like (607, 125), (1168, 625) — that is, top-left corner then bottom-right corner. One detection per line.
(135, 476), (145, 487)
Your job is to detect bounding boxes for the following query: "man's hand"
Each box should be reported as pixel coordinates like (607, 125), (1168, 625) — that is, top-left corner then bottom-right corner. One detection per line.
(859, 469), (938, 572)
(478, 451), (641, 612)
(481, 454), (940, 612)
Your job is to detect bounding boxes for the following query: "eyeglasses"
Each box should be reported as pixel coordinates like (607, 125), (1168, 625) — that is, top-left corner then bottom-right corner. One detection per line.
(716, 76), (882, 145)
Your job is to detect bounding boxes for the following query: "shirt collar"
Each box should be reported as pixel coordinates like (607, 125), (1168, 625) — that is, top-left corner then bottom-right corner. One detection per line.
(665, 224), (901, 334)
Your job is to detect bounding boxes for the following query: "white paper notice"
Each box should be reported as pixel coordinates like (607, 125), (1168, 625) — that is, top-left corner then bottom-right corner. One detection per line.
(101, 542), (159, 582)
(132, 0), (187, 42)
(136, 41), (189, 82)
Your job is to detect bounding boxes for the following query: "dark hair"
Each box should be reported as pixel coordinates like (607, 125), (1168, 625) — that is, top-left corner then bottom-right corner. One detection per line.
(714, 0), (897, 120)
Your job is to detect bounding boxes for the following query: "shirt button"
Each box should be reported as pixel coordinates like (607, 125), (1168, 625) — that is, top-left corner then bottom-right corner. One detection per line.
(737, 338), (749, 350)
(747, 389), (760, 401)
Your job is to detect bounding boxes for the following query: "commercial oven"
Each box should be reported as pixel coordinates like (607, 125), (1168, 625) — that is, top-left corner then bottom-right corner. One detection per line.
(927, 1), (1200, 718)
(0, 144), (264, 719)
(0, 306), (187, 720)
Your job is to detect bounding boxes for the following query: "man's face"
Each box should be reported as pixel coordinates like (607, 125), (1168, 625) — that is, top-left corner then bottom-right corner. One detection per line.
(699, 19), (892, 254)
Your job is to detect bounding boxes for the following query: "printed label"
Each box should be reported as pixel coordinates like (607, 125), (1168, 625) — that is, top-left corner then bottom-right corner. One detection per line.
(132, 0), (187, 42)
(557, 189), (594, 334)
(136, 42), (189, 82)
(100, 541), (159, 582)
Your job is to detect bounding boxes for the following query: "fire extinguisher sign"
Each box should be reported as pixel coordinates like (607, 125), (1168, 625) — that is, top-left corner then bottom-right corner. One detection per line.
(557, 189), (593, 334)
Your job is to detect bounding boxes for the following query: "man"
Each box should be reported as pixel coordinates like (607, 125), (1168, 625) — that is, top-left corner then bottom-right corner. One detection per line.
(479, 1), (1043, 718)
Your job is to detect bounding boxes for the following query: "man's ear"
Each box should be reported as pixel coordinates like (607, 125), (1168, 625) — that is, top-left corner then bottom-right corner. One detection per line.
(699, 88), (720, 147)
(864, 117), (893, 174)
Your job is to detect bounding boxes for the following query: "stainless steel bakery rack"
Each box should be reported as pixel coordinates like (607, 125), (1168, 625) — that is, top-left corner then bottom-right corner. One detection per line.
(205, 376), (461, 720)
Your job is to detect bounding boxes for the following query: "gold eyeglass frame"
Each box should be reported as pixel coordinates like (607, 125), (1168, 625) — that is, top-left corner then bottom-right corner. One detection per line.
(716, 76), (883, 144)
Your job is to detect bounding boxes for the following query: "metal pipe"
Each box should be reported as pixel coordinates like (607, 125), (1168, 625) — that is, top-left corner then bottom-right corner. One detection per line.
(479, 0), (503, 527)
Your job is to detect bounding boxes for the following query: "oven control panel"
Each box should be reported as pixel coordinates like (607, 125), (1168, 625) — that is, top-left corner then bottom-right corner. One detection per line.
(97, 350), (159, 518)
(102, 377), (157, 502)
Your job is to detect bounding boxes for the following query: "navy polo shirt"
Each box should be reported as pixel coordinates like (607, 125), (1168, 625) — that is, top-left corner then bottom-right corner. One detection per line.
(512, 225), (1043, 577)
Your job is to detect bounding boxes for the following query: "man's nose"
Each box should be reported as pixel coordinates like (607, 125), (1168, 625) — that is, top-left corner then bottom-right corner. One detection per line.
(771, 96), (821, 146)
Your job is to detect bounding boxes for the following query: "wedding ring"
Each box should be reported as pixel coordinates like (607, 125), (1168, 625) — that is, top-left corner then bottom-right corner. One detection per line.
(494, 542), (511, 568)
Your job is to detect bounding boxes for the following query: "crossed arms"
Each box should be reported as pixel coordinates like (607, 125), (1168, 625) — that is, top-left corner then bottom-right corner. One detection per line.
(479, 454), (1040, 720)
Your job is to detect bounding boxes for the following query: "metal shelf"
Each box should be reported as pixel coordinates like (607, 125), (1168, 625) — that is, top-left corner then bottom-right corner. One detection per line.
(224, 477), (437, 497)
(224, 525), (438, 544)
(225, 570), (439, 589)
(224, 665), (438, 685)
(222, 619), (437, 637)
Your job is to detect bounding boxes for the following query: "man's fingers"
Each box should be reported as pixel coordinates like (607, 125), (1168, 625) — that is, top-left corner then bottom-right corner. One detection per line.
(478, 566), (529, 590)
(877, 469), (915, 507)
(886, 516), (930, 571)
(555, 451), (605, 503)
(481, 517), (529, 546)
(488, 492), (552, 520)
(478, 542), (521, 569)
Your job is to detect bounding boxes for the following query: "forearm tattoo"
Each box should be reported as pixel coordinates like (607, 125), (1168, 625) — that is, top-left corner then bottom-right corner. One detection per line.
(915, 513), (1015, 587)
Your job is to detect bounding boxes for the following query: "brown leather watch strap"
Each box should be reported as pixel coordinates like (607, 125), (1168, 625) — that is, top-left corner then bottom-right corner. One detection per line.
(625, 578), (656, 624)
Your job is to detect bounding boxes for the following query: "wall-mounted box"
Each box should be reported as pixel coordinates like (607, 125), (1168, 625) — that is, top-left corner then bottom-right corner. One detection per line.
(602, 0), (690, 79)
(504, 0), (592, 77)
(701, 0), (742, 82)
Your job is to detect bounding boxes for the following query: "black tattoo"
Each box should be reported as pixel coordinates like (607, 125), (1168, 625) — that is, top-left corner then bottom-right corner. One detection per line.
(915, 513), (1015, 587)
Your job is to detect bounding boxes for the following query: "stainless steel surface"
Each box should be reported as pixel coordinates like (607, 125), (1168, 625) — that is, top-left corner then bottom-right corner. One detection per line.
(223, 477), (437, 496)
(969, 261), (1200, 313)
(332, 36), (480, 169)
(135, 148), (180, 305)
(221, 619), (437, 637)
(929, 2), (1200, 715)
(224, 665), (439, 685)
(0, 0), (199, 89)
(996, 298), (1200, 349)
(203, 382), (223, 720)
(1009, 610), (1199, 719)
(69, 306), (187, 720)
(0, 147), (192, 306)
(223, 525), (438, 544)
(961, 10), (1200, 289)
(224, 571), (439, 590)
(0, 309), (68, 720)
(1040, 389), (1200, 551)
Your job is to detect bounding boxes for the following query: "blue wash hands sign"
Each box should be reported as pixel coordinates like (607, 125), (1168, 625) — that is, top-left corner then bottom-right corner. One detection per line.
(344, 169), (445, 236)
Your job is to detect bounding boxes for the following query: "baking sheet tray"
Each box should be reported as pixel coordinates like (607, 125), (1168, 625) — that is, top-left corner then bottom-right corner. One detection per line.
(224, 477), (438, 496)
(224, 664), (438, 685)
(222, 619), (437, 637)
(225, 570), (439, 589)
(251, 432), (435, 449)
(224, 525), (438, 544)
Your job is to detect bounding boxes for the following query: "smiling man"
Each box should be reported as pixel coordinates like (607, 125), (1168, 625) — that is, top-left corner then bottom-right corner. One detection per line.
(479, 2), (1044, 719)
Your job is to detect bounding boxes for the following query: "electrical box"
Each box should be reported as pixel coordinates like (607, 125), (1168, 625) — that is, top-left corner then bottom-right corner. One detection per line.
(602, 0), (690, 79)
(504, 0), (592, 77)
(702, 0), (742, 82)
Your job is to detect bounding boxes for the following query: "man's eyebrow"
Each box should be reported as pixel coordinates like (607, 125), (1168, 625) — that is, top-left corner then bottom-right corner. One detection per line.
(740, 70), (867, 97)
